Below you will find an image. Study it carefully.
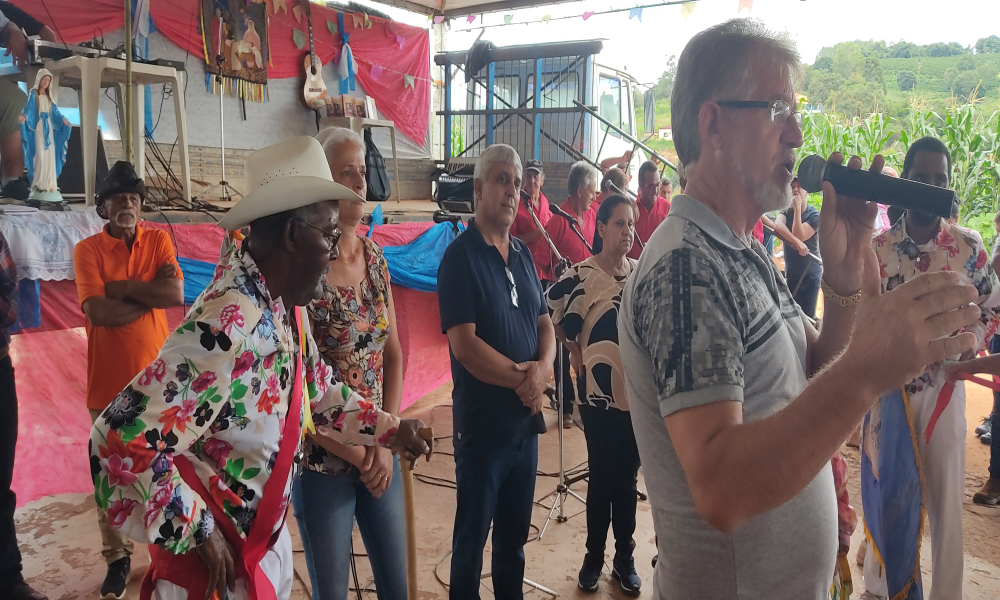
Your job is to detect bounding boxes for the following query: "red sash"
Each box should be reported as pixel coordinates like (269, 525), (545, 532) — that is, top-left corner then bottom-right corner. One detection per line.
(141, 309), (306, 600)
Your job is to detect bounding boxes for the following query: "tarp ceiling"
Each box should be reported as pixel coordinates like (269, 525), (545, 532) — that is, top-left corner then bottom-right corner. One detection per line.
(363, 0), (583, 18)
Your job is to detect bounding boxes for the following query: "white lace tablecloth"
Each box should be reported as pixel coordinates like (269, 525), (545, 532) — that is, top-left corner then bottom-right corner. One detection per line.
(0, 209), (106, 281)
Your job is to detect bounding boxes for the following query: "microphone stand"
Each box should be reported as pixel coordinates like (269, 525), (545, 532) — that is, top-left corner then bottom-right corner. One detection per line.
(523, 192), (588, 539)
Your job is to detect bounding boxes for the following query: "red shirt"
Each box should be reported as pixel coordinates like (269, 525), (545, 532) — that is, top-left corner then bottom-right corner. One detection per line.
(628, 195), (671, 259)
(752, 219), (765, 244)
(545, 202), (597, 268)
(510, 192), (553, 282)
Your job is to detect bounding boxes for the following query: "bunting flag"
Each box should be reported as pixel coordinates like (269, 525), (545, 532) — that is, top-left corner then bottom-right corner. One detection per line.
(738, 0), (754, 13)
(467, 14), (476, 23)
(542, 15), (551, 23)
(396, 34), (405, 49)
(681, 2), (696, 18)
(327, 19), (338, 35)
(201, 0), (269, 102)
(503, 14), (513, 25)
(629, 7), (643, 21)
(291, 2), (303, 23)
(292, 28), (306, 49)
(404, 74), (415, 89)
(434, 15), (445, 24)
(370, 64), (384, 80)
(272, 0), (288, 15)
(583, 11), (595, 20)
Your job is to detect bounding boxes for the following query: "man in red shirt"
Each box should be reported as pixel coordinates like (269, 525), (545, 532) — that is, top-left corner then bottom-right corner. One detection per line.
(510, 159), (553, 283)
(629, 160), (671, 259)
(544, 161), (599, 428)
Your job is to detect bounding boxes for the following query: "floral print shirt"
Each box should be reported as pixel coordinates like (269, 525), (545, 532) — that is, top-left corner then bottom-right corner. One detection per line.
(89, 237), (401, 555)
(873, 217), (1000, 393)
(304, 237), (392, 474)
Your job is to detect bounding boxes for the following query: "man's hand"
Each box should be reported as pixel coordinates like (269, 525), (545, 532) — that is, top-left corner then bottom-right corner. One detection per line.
(195, 526), (236, 600)
(793, 239), (809, 257)
(18, 114), (25, 124)
(104, 280), (132, 301)
(841, 251), (980, 396)
(553, 258), (571, 280)
(359, 445), (393, 498)
(156, 262), (179, 280)
(2, 24), (29, 68)
(818, 153), (881, 296)
(387, 419), (433, 469)
(514, 360), (551, 409)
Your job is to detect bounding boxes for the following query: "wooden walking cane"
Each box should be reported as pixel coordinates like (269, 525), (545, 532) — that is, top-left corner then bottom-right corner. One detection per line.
(390, 427), (434, 600)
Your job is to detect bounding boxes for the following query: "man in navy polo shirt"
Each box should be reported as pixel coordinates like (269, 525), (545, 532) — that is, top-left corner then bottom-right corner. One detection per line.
(438, 143), (556, 599)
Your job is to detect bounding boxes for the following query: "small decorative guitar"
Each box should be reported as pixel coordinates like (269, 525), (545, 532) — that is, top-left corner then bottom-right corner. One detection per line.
(301, 0), (328, 110)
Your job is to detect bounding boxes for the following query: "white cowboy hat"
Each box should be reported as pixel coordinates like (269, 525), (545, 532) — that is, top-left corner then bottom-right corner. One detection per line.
(218, 136), (364, 231)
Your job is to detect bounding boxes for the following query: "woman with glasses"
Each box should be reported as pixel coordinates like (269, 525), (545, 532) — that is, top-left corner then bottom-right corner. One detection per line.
(292, 127), (408, 600)
(547, 194), (642, 596)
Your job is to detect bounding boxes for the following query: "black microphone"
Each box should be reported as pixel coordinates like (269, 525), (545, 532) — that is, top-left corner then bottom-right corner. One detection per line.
(797, 154), (956, 218)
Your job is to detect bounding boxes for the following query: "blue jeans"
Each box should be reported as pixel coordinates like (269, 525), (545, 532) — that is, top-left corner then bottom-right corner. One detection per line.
(450, 436), (538, 600)
(291, 457), (407, 600)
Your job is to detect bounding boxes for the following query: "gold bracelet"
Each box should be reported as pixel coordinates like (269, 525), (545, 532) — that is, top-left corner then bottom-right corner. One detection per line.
(821, 280), (862, 307)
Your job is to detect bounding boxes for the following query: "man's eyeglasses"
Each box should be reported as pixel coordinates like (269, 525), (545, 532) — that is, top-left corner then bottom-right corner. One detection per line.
(293, 217), (342, 249)
(717, 99), (802, 127)
(504, 267), (519, 308)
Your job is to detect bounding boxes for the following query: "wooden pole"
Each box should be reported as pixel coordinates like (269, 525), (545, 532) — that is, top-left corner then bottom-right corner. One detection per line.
(124, 0), (133, 163)
(401, 460), (418, 600)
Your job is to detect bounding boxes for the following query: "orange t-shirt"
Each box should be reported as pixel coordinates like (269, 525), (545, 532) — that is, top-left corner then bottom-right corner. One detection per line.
(74, 225), (182, 410)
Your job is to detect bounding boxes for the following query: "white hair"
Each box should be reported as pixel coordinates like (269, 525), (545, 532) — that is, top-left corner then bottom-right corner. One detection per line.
(474, 144), (522, 182)
(671, 18), (801, 165)
(315, 126), (364, 154)
(568, 160), (599, 195)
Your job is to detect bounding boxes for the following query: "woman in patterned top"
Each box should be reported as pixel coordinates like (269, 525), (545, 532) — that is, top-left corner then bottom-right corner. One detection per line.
(547, 194), (642, 596)
(292, 127), (407, 600)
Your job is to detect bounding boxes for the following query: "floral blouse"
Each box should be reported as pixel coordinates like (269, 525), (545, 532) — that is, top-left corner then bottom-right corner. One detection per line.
(874, 218), (1000, 393)
(89, 237), (400, 555)
(305, 236), (392, 474)
(547, 256), (636, 411)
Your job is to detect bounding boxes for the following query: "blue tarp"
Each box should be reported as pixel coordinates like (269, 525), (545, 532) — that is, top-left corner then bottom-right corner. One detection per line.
(177, 257), (216, 305)
(382, 222), (465, 292)
(11, 279), (40, 333)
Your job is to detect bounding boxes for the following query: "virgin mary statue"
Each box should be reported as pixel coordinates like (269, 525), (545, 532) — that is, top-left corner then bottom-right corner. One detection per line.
(20, 69), (71, 202)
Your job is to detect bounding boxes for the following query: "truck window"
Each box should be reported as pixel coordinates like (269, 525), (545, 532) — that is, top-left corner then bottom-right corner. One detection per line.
(470, 76), (520, 110)
(598, 74), (622, 138)
(527, 73), (579, 108)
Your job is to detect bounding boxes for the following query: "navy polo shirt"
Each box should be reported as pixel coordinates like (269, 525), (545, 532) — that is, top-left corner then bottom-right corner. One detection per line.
(438, 220), (547, 451)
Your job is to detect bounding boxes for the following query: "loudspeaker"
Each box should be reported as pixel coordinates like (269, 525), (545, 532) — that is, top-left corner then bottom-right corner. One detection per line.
(58, 126), (109, 201)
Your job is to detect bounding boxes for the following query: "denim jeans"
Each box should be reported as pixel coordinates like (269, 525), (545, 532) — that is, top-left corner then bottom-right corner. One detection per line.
(291, 457), (407, 600)
(450, 436), (538, 600)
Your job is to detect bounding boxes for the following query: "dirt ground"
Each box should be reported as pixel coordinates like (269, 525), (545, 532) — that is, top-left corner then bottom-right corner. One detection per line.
(13, 381), (1000, 599)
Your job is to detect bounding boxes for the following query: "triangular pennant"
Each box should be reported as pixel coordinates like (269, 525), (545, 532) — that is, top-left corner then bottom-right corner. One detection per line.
(272, 0), (287, 15)
(370, 64), (383, 80)
(396, 34), (405, 49)
(433, 15), (445, 24)
(352, 14), (363, 29)
(503, 14), (513, 25)
(291, 3), (303, 23)
(582, 11), (595, 20)
(292, 28), (306, 50)
(364, 14), (372, 29)
(467, 14), (476, 23)
(404, 74), (415, 89)
(327, 19), (338, 35)
(541, 15), (551, 23)
(738, 0), (754, 13)
(629, 7), (642, 21)
(681, 2), (696, 18)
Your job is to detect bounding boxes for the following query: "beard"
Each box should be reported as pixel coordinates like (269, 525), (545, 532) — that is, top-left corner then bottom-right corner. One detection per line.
(114, 211), (137, 227)
(735, 152), (795, 213)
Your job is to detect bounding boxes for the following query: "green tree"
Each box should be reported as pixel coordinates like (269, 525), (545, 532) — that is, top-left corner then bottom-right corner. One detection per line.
(896, 70), (917, 91)
(957, 55), (976, 72)
(806, 71), (846, 106)
(828, 81), (884, 118)
(975, 35), (1000, 54)
(833, 43), (866, 79)
(953, 71), (983, 98)
(863, 56), (884, 86)
(926, 42), (967, 57)
(654, 56), (677, 103)
(889, 41), (921, 58)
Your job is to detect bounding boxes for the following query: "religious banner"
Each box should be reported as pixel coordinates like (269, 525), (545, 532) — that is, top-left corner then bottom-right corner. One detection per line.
(201, 0), (270, 102)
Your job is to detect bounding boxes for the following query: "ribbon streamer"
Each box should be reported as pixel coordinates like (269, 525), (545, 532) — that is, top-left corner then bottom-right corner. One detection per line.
(337, 13), (355, 94)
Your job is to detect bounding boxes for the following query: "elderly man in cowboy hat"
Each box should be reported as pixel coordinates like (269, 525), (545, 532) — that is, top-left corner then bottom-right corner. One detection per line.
(74, 161), (186, 599)
(89, 137), (432, 600)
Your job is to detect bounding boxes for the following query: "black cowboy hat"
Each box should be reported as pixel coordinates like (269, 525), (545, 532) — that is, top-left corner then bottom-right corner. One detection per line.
(97, 161), (147, 204)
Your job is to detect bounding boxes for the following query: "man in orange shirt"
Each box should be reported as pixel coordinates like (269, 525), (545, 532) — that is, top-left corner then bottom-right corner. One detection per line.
(73, 162), (184, 600)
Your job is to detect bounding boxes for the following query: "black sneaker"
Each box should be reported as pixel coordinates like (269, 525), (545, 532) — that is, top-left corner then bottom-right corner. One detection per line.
(612, 555), (642, 597)
(0, 176), (29, 201)
(7, 580), (48, 600)
(578, 553), (603, 593)
(100, 557), (130, 600)
(976, 415), (993, 437)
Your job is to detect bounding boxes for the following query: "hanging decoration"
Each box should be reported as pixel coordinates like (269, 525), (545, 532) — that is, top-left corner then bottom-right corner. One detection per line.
(682, 2), (696, 17)
(503, 14), (513, 25)
(336, 12), (356, 94)
(582, 11), (595, 20)
(351, 12), (372, 29)
(434, 15), (445, 24)
(467, 14), (476, 23)
(542, 15), (551, 23)
(738, 0), (754, 13)
(201, 0), (270, 102)
(272, 0), (289, 15)
(327, 19), (338, 35)
(629, 7), (643, 21)
(370, 64), (383, 81)
(404, 74), (415, 89)
(292, 28), (306, 49)
(396, 34), (405, 49)
(452, 1), (705, 30)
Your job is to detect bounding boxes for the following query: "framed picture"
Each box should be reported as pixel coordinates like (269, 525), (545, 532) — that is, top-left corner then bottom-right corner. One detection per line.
(355, 97), (368, 118)
(343, 95), (357, 117)
(327, 95), (344, 118)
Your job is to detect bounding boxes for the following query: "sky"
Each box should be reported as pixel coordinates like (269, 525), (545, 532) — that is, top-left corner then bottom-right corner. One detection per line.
(355, 0), (1000, 87)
